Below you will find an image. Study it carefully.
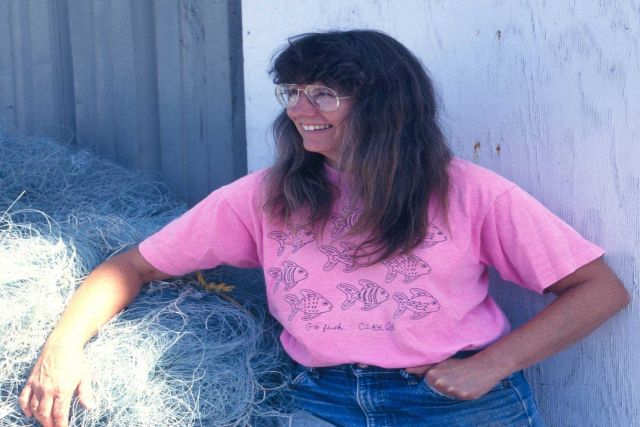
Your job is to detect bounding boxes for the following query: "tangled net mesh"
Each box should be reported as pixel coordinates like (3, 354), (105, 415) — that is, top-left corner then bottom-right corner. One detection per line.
(0, 132), (292, 426)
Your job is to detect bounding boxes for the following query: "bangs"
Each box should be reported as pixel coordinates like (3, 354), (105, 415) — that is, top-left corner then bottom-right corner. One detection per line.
(271, 32), (366, 94)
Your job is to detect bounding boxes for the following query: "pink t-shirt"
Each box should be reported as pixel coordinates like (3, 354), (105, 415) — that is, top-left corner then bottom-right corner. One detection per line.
(139, 158), (604, 368)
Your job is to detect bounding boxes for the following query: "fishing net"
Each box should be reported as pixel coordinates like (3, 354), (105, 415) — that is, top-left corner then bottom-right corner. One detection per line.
(0, 132), (292, 426)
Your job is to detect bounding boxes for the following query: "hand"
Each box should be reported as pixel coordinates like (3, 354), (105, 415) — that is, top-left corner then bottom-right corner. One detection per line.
(19, 342), (95, 427)
(405, 355), (507, 400)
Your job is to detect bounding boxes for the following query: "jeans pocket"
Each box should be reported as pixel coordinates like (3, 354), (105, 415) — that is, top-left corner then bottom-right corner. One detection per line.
(419, 373), (515, 401)
(419, 376), (460, 401)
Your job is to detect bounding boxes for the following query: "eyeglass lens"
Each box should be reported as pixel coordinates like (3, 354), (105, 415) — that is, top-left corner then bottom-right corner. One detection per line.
(276, 85), (340, 111)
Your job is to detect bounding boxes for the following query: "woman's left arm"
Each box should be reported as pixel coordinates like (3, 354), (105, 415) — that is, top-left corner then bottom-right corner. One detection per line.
(405, 256), (630, 400)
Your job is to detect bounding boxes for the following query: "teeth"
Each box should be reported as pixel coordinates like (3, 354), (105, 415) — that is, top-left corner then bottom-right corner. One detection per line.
(302, 124), (332, 131)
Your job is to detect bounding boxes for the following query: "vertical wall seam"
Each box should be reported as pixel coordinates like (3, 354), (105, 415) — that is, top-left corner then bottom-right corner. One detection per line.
(228, 0), (247, 178)
(53, 0), (77, 143)
(6, 1), (18, 130)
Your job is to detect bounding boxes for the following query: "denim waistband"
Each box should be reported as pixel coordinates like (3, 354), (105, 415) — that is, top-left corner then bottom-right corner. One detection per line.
(302, 350), (481, 374)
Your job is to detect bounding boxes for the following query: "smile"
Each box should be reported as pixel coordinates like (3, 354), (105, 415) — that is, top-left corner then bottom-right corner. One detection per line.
(302, 124), (332, 131)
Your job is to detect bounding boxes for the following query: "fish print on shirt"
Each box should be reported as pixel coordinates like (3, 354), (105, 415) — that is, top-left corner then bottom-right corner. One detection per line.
(267, 261), (309, 293)
(328, 206), (361, 238)
(267, 225), (316, 256)
(419, 225), (447, 249)
(319, 242), (373, 273)
(382, 254), (432, 284)
(284, 289), (333, 321)
(393, 288), (441, 320)
(337, 279), (390, 311)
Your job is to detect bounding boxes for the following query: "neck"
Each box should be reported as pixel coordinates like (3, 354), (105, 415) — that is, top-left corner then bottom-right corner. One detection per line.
(323, 156), (341, 171)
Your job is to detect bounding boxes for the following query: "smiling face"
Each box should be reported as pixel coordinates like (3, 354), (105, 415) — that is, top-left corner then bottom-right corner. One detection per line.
(285, 82), (354, 168)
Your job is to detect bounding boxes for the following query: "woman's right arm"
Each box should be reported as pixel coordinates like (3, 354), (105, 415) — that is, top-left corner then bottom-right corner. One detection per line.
(18, 246), (171, 427)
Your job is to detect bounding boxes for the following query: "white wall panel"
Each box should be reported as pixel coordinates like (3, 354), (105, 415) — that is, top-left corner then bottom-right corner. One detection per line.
(242, 1), (639, 425)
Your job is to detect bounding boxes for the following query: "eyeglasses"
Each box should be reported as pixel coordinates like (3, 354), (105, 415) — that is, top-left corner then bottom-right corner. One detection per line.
(275, 84), (352, 112)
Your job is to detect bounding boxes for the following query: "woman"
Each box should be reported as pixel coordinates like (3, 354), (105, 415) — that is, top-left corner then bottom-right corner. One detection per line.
(20, 30), (629, 427)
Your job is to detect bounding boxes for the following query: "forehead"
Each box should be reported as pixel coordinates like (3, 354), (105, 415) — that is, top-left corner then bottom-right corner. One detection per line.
(287, 81), (331, 89)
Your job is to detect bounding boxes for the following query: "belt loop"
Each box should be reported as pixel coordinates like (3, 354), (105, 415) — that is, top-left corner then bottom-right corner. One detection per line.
(399, 369), (419, 385)
(308, 366), (319, 379)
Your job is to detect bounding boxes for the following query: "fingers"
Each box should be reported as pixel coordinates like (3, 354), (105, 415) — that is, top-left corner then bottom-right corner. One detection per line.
(36, 394), (56, 427)
(19, 381), (74, 427)
(424, 370), (462, 399)
(76, 378), (96, 410)
(20, 385), (54, 427)
(52, 396), (71, 427)
(18, 383), (34, 417)
(19, 347), (91, 425)
(421, 361), (492, 400)
(404, 363), (434, 375)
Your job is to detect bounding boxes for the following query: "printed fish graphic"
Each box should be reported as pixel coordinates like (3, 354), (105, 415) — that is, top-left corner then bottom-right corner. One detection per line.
(319, 242), (372, 273)
(419, 225), (447, 248)
(267, 261), (309, 293)
(393, 288), (441, 320)
(268, 225), (316, 256)
(328, 207), (361, 238)
(284, 289), (333, 321)
(337, 279), (389, 311)
(382, 254), (432, 284)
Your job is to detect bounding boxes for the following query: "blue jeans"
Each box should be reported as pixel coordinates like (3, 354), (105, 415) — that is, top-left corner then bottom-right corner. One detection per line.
(288, 359), (546, 426)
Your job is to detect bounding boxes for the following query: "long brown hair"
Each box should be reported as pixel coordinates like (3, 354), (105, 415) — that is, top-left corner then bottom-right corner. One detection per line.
(264, 30), (452, 262)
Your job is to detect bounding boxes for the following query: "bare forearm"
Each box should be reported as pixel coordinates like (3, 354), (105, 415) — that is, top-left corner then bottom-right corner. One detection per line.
(413, 259), (630, 400)
(477, 264), (629, 377)
(20, 247), (170, 425)
(47, 263), (141, 348)
(46, 247), (167, 348)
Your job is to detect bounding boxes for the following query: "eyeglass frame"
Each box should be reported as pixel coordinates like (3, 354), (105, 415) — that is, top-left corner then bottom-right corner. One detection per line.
(274, 84), (352, 112)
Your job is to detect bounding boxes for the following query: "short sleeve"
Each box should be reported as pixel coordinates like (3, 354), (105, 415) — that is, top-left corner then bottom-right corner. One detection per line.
(479, 186), (604, 293)
(139, 189), (260, 276)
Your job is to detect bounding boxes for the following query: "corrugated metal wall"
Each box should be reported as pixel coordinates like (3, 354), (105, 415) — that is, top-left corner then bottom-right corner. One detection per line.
(242, 1), (639, 426)
(0, 0), (246, 205)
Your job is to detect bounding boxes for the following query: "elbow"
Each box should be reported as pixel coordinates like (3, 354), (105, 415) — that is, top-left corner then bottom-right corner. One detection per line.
(604, 272), (631, 315)
(617, 284), (631, 311)
(607, 266), (631, 312)
(603, 275), (631, 316)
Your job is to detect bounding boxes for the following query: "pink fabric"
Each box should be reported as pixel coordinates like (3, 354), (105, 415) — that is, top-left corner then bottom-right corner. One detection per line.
(139, 158), (604, 368)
